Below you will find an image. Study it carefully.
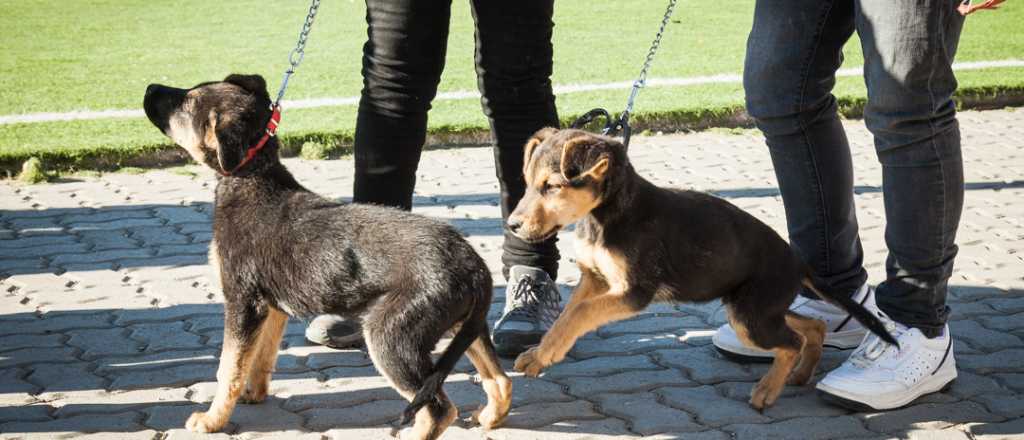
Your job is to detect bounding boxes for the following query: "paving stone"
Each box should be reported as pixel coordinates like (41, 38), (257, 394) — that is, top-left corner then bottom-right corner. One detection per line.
(488, 417), (633, 440)
(114, 304), (222, 325)
(0, 242), (89, 259)
(76, 229), (140, 250)
(972, 394), (1024, 419)
(0, 347), (79, 368)
(593, 392), (703, 434)
(301, 399), (407, 430)
(109, 362), (215, 390)
(966, 417), (1024, 440)
(977, 311), (1024, 333)
(959, 349), (1024, 374)
(596, 314), (707, 338)
(723, 415), (874, 439)
(154, 206), (212, 224)
(66, 327), (143, 358)
(282, 365), (396, 411)
(0, 412), (145, 437)
(951, 320), (1023, 351)
(0, 404), (52, 424)
(501, 400), (605, 429)
(61, 209), (153, 225)
(558, 368), (690, 397)
(50, 248), (154, 266)
(948, 371), (1016, 398)
(95, 348), (219, 375)
(129, 321), (204, 352)
(66, 217), (165, 232)
(27, 362), (106, 392)
(0, 234), (78, 249)
(541, 354), (662, 379)
(0, 367), (40, 394)
(304, 349), (373, 370)
(655, 346), (765, 384)
(569, 332), (686, 359)
(859, 401), (1005, 433)
(0, 333), (66, 352)
(656, 385), (770, 427)
(51, 388), (189, 417)
(992, 373), (1024, 393)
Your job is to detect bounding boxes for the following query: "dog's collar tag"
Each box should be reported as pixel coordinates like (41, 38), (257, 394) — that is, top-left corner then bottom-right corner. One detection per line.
(221, 105), (282, 176)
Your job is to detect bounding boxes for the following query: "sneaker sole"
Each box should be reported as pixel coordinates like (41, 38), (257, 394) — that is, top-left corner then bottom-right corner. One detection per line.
(817, 371), (957, 411)
(714, 328), (868, 363)
(493, 332), (543, 358)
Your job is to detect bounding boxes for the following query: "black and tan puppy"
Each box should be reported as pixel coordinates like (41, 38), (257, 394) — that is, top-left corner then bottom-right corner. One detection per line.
(506, 128), (896, 410)
(142, 74), (511, 439)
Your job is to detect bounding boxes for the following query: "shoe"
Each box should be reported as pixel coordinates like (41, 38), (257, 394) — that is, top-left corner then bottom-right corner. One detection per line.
(816, 314), (956, 411)
(713, 283), (875, 362)
(492, 265), (563, 357)
(305, 314), (363, 349)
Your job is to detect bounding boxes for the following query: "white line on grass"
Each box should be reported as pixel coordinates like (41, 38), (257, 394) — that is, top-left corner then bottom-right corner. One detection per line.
(2, 59), (1022, 126)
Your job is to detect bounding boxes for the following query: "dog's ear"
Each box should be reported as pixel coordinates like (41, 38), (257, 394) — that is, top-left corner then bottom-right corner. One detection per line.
(205, 111), (245, 173)
(523, 127), (559, 175)
(559, 135), (613, 182)
(223, 74), (270, 101)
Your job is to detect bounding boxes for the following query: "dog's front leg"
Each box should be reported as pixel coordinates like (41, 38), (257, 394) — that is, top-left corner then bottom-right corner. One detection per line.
(515, 274), (640, 376)
(186, 300), (267, 433)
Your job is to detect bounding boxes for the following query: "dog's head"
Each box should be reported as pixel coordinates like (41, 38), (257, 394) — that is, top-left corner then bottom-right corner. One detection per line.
(143, 74), (274, 174)
(507, 128), (627, 242)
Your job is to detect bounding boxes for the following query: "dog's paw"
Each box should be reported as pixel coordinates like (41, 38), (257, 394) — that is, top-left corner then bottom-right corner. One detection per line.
(513, 347), (548, 377)
(748, 381), (781, 412)
(239, 386), (267, 404)
(185, 411), (225, 433)
(471, 403), (507, 430)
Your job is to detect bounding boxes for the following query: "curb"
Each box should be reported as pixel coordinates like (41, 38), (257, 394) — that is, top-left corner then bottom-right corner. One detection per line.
(3, 86), (1023, 177)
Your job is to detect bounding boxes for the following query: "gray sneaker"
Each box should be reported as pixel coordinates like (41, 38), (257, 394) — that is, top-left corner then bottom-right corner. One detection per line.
(305, 314), (363, 349)
(492, 265), (563, 357)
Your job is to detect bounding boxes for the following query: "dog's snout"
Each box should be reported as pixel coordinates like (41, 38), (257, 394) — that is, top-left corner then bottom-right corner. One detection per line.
(506, 217), (523, 233)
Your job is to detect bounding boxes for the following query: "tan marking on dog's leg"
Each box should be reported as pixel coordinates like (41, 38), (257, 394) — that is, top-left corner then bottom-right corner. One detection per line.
(241, 308), (287, 403)
(785, 312), (825, 385)
(750, 347), (799, 410)
(466, 337), (512, 430)
(185, 328), (259, 433)
(404, 390), (458, 440)
(515, 291), (637, 377)
(208, 239), (222, 286)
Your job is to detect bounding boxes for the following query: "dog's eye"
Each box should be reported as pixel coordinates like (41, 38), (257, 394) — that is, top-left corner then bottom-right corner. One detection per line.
(542, 182), (562, 194)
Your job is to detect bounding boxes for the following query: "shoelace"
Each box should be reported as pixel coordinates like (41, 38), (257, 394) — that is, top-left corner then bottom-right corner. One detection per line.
(849, 314), (906, 368)
(507, 276), (561, 328)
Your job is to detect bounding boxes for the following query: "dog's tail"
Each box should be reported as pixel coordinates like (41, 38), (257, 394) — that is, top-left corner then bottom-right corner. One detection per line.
(399, 317), (481, 425)
(801, 277), (899, 347)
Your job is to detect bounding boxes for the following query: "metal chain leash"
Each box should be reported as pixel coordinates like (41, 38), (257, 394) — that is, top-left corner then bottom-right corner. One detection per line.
(624, 0), (678, 118)
(275, 0), (322, 106)
(570, 0), (677, 148)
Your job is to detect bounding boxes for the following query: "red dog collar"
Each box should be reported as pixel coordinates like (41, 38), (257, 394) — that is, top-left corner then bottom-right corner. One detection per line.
(221, 105), (282, 176)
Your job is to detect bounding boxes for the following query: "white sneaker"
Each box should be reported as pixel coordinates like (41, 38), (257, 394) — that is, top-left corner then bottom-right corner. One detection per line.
(712, 283), (875, 361)
(816, 313), (956, 411)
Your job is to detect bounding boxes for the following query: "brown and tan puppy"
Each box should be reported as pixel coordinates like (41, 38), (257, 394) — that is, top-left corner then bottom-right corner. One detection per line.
(505, 128), (896, 410)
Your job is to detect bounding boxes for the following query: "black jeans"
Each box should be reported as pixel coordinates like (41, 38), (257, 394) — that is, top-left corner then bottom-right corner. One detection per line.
(352, 0), (561, 279)
(744, 0), (965, 336)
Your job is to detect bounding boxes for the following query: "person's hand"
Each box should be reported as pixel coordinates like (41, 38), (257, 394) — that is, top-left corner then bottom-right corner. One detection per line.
(958, 0), (1006, 15)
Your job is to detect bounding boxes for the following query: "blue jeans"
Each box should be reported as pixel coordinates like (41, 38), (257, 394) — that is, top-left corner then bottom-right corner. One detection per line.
(744, 0), (965, 336)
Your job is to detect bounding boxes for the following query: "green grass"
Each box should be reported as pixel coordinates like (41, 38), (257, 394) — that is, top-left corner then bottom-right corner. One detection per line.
(1, 0), (1023, 172)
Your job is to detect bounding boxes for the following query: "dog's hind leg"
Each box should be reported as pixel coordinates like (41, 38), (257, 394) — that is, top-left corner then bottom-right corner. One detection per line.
(240, 307), (288, 403)
(726, 304), (801, 411)
(466, 327), (512, 430)
(784, 311), (826, 386)
(364, 320), (457, 440)
(186, 303), (272, 433)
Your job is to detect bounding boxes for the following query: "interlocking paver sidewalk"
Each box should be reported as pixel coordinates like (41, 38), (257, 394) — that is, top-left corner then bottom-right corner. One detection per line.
(2, 108), (1023, 439)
